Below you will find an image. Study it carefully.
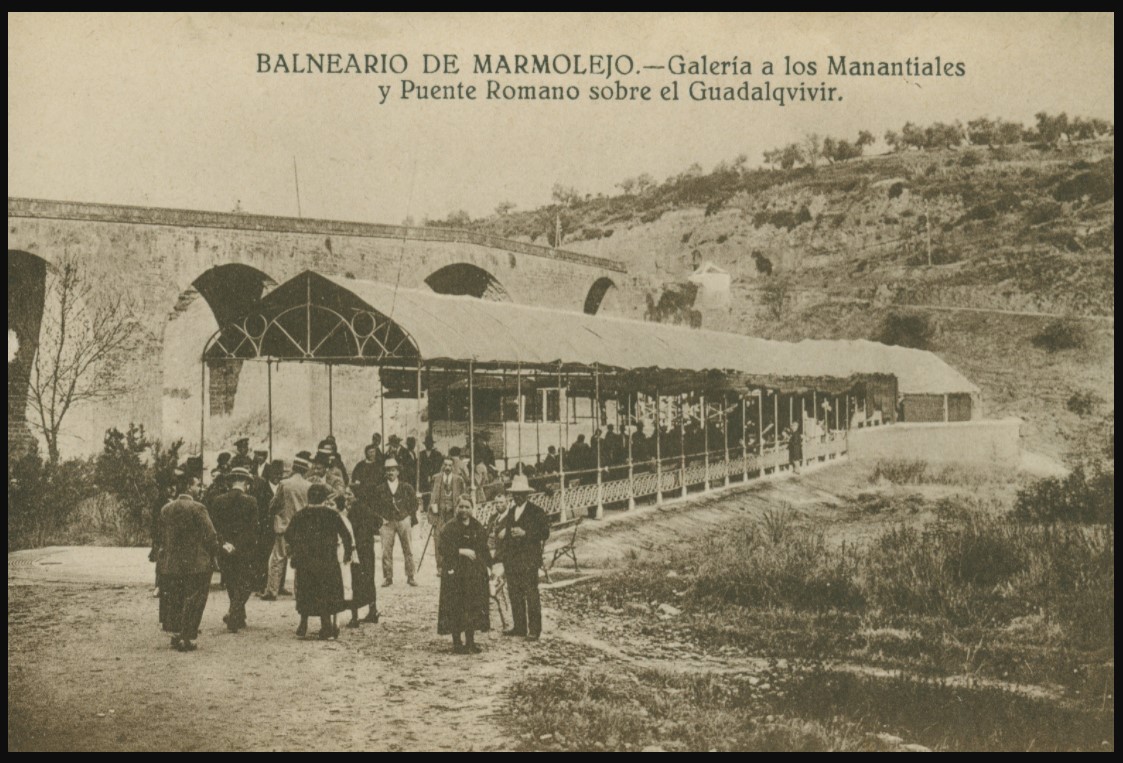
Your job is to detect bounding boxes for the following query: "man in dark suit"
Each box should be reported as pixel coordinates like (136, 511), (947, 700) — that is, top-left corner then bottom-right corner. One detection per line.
(156, 474), (220, 652)
(373, 458), (419, 587)
(418, 434), (444, 490)
(208, 467), (259, 632)
(229, 437), (254, 473)
(498, 474), (550, 639)
(253, 460), (283, 593)
(349, 444), (385, 624)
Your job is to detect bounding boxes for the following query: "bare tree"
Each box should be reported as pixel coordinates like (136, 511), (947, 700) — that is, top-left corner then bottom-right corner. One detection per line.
(27, 258), (141, 463)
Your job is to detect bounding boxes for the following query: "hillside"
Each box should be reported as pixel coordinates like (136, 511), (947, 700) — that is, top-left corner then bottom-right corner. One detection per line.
(468, 140), (1116, 464)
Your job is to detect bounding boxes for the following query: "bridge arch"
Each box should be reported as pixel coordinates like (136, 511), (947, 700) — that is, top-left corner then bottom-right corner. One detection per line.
(583, 277), (619, 315)
(8, 251), (50, 455)
(424, 263), (511, 301)
(163, 264), (279, 451)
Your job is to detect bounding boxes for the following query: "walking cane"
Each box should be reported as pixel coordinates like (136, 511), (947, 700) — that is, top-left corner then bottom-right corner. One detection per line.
(417, 522), (435, 567)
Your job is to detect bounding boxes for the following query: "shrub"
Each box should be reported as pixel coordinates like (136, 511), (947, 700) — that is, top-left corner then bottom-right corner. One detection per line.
(693, 525), (864, 611)
(94, 424), (183, 545)
(864, 518), (1035, 623)
(878, 312), (935, 349)
(887, 182), (906, 199)
(1025, 200), (1062, 224)
(1012, 465), (1114, 524)
(871, 459), (927, 484)
(761, 281), (790, 319)
(959, 150), (983, 167)
(1052, 168), (1114, 204)
(8, 445), (97, 551)
(964, 203), (997, 221)
(1031, 319), (1086, 352)
(1066, 390), (1101, 416)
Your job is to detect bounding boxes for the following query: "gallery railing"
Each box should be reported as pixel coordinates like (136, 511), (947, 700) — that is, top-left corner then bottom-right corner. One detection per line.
(447, 429), (848, 526)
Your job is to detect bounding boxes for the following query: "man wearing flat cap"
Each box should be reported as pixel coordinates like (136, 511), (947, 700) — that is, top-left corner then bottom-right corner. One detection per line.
(373, 458), (419, 587)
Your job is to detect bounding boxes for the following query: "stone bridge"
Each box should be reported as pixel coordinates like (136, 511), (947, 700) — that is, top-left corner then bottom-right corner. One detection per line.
(8, 197), (635, 457)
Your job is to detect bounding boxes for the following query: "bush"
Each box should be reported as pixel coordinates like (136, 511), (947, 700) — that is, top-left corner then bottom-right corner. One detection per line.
(1066, 391), (1101, 416)
(959, 150), (983, 167)
(693, 524), (865, 611)
(1031, 319), (1086, 352)
(94, 425), (184, 546)
(1052, 168), (1114, 204)
(8, 445), (97, 551)
(761, 281), (790, 319)
(878, 312), (935, 349)
(1025, 200), (1062, 224)
(870, 459), (1011, 487)
(1012, 465), (1114, 524)
(887, 182), (906, 200)
(871, 459), (927, 484)
(753, 209), (807, 231)
(964, 203), (997, 222)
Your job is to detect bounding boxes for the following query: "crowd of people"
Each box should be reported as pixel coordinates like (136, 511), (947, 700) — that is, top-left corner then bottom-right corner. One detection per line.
(150, 414), (827, 652)
(510, 417), (802, 489)
(150, 432), (550, 654)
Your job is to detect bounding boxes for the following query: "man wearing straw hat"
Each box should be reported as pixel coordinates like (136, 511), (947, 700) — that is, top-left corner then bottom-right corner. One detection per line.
(262, 453), (312, 601)
(497, 474), (550, 639)
(373, 458), (419, 587)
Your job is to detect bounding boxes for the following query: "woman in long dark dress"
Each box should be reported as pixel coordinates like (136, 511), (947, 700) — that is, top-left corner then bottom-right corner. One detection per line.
(345, 480), (380, 627)
(437, 497), (493, 653)
(285, 484), (353, 639)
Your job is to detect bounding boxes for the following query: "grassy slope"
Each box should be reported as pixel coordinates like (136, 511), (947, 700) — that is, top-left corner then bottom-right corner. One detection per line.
(505, 463), (1114, 751)
(469, 141), (1115, 463)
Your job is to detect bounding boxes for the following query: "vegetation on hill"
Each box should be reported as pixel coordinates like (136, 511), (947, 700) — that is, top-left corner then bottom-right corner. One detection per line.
(425, 112), (1115, 464)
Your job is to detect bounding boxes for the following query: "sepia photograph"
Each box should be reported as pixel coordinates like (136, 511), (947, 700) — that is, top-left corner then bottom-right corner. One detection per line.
(7, 12), (1114, 751)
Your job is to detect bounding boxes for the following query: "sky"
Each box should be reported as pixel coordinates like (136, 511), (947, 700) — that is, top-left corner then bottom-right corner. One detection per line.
(8, 13), (1115, 224)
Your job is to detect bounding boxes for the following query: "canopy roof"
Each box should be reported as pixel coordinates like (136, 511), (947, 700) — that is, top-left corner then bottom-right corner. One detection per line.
(203, 271), (977, 395)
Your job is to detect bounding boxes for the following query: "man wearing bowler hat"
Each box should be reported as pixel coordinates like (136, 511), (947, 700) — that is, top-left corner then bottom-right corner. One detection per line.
(497, 474), (550, 639)
(208, 467), (259, 632)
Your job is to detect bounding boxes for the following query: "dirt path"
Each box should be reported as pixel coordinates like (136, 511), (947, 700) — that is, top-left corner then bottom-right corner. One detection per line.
(10, 462), (945, 751)
(8, 547), (541, 751)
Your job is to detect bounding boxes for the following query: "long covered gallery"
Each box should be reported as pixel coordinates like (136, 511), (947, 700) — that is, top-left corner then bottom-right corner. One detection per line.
(201, 270), (978, 522)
